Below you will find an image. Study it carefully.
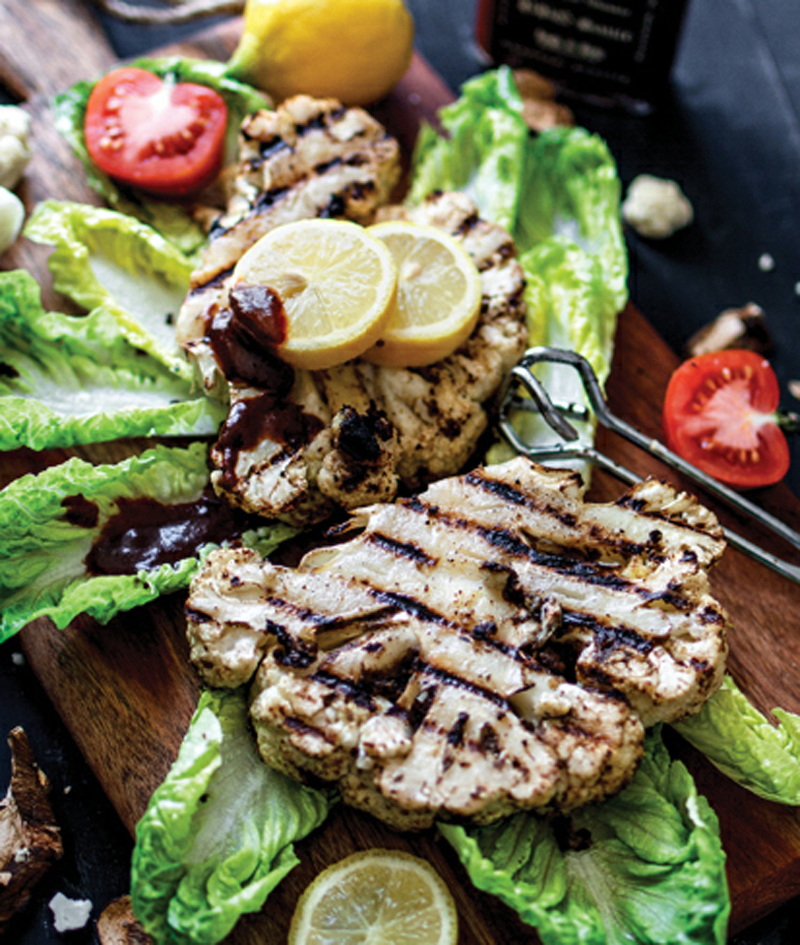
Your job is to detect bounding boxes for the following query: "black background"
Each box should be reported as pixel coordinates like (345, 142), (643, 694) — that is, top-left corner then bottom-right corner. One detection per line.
(2, 1), (800, 942)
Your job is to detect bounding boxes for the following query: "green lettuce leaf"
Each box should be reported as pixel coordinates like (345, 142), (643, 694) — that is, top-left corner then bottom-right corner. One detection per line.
(409, 66), (528, 232)
(0, 269), (224, 449)
(0, 443), (294, 643)
(409, 67), (627, 467)
(53, 57), (268, 255)
(131, 686), (330, 945)
(24, 200), (196, 380)
(675, 674), (800, 805)
(439, 728), (729, 945)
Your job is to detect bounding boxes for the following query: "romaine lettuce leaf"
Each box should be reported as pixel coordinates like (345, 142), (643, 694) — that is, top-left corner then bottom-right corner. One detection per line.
(0, 443), (294, 643)
(675, 674), (800, 805)
(131, 686), (330, 945)
(53, 57), (268, 256)
(24, 200), (195, 380)
(0, 269), (224, 449)
(439, 728), (729, 945)
(410, 66), (527, 232)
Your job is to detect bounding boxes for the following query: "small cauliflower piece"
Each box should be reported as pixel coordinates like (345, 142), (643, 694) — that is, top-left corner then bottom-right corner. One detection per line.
(622, 173), (693, 239)
(0, 187), (24, 255)
(0, 105), (32, 191)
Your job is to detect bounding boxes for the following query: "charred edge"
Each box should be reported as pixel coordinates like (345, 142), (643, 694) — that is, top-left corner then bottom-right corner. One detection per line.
(189, 265), (234, 295)
(367, 532), (437, 568)
(185, 606), (213, 624)
(314, 155), (343, 175)
(447, 711), (469, 747)
(283, 714), (335, 745)
(271, 619), (317, 670)
(420, 662), (508, 708)
(258, 135), (292, 159)
(454, 210), (480, 237)
(0, 361), (19, 379)
(311, 669), (376, 708)
(407, 681), (437, 730)
(479, 524), (633, 591)
(319, 192), (347, 218)
(700, 604), (727, 625)
(368, 587), (449, 627)
(561, 611), (655, 656)
(313, 150), (371, 177)
(255, 184), (290, 213)
(295, 106), (347, 136)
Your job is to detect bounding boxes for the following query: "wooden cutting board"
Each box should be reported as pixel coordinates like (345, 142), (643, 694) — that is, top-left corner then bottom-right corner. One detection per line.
(3, 2), (800, 940)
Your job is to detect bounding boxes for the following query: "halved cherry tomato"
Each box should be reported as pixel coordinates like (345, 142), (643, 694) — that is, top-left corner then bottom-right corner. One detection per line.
(84, 67), (228, 198)
(662, 349), (790, 489)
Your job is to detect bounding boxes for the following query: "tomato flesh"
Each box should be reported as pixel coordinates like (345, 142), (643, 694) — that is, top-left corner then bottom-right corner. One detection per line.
(662, 349), (790, 489)
(84, 67), (228, 198)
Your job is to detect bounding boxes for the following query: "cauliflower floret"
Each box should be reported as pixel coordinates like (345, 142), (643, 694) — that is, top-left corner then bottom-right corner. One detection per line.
(0, 186), (24, 255)
(622, 173), (693, 239)
(0, 105), (32, 191)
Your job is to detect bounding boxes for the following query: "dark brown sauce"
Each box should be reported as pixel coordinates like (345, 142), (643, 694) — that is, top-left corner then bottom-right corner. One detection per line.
(207, 283), (291, 390)
(61, 494), (100, 529)
(214, 394), (324, 491)
(206, 282), (324, 487)
(83, 487), (261, 576)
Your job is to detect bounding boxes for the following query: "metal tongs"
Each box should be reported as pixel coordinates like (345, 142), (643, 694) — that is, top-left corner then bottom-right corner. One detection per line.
(498, 346), (800, 586)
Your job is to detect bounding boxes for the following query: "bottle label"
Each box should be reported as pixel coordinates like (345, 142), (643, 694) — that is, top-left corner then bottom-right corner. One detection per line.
(483, 0), (688, 106)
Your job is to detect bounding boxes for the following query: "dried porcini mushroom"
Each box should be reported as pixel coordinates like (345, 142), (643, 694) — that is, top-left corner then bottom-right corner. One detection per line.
(0, 727), (63, 932)
(685, 302), (773, 358)
(513, 69), (575, 132)
(97, 895), (152, 945)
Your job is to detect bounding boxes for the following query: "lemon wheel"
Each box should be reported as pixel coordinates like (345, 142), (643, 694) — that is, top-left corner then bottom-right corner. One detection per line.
(288, 849), (459, 945)
(231, 218), (399, 371)
(363, 220), (483, 368)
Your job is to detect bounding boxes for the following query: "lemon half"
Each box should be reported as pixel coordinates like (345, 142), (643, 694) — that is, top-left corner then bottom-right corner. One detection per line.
(363, 220), (483, 368)
(288, 849), (459, 945)
(232, 218), (398, 371)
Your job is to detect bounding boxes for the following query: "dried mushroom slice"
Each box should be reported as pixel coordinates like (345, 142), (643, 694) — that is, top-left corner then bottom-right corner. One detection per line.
(0, 727), (63, 932)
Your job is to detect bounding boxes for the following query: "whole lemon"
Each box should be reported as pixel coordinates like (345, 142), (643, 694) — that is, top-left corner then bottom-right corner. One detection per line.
(227, 0), (415, 107)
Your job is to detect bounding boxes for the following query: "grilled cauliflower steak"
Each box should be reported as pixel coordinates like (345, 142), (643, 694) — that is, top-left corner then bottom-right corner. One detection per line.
(185, 457), (730, 830)
(176, 94), (402, 364)
(203, 189), (527, 527)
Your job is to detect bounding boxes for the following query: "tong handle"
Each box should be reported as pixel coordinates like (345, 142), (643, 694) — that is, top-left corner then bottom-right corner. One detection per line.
(499, 346), (800, 584)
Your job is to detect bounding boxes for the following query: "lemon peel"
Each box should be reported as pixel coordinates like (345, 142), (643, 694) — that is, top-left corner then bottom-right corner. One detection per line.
(228, 0), (414, 107)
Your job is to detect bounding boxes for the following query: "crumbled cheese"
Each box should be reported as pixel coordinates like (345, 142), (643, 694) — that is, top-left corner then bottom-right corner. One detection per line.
(621, 173), (694, 239)
(48, 892), (93, 932)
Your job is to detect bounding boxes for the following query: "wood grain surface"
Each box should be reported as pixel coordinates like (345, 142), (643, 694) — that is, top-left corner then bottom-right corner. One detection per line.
(3, 1), (800, 941)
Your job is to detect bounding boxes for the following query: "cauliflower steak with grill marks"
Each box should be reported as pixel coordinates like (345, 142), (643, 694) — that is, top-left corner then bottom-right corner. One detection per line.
(185, 457), (730, 830)
(176, 93), (528, 527)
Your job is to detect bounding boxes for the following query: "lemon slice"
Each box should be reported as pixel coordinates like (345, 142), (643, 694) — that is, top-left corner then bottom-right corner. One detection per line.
(288, 849), (459, 945)
(232, 219), (398, 371)
(362, 220), (483, 368)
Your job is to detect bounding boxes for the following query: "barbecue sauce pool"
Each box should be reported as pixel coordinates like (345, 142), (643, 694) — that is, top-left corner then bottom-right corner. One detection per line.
(67, 487), (263, 576)
(206, 281), (323, 490)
